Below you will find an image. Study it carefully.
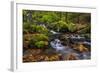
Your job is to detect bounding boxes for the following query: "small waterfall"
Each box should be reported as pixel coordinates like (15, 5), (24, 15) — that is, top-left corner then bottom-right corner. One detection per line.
(71, 34), (84, 39)
(50, 34), (91, 60)
(50, 39), (65, 51)
(50, 30), (58, 34)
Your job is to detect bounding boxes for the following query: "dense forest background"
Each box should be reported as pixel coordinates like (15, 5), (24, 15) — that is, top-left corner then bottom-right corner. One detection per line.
(23, 10), (91, 34)
(23, 10), (91, 62)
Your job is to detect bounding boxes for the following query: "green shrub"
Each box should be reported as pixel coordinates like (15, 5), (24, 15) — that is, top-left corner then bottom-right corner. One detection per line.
(57, 21), (68, 32)
(33, 34), (48, 41)
(23, 22), (37, 33)
(24, 24), (49, 34)
(52, 20), (68, 32)
(29, 34), (49, 49)
(67, 23), (77, 32)
(35, 25), (49, 34)
(40, 12), (59, 24)
(35, 41), (48, 48)
(28, 24), (37, 33)
(23, 22), (31, 30)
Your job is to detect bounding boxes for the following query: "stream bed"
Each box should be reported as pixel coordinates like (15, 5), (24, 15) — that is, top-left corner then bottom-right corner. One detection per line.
(50, 33), (91, 60)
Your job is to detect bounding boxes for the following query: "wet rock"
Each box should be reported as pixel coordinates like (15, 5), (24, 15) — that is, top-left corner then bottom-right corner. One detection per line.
(65, 53), (78, 60)
(60, 35), (70, 46)
(49, 54), (60, 61)
(73, 43), (89, 52)
(44, 56), (49, 61)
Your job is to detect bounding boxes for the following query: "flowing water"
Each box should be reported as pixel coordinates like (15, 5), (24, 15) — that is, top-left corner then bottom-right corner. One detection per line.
(50, 34), (91, 60)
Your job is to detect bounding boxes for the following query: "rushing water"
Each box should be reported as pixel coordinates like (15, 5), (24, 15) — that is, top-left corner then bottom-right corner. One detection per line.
(45, 25), (90, 60)
(23, 24), (91, 61)
(50, 39), (66, 51)
(50, 34), (91, 60)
